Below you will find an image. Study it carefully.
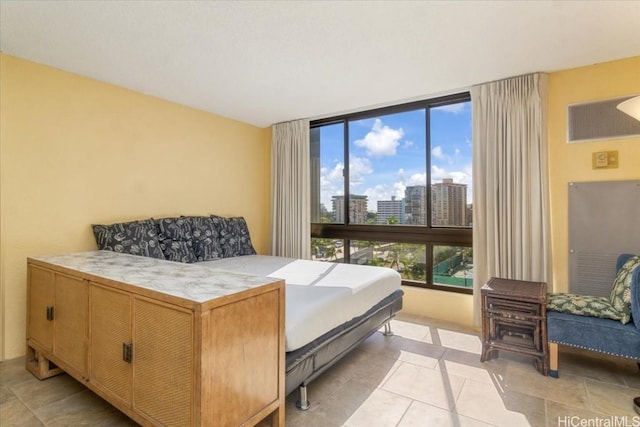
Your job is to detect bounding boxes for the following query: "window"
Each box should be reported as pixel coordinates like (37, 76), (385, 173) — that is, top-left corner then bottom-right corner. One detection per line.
(310, 94), (472, 293)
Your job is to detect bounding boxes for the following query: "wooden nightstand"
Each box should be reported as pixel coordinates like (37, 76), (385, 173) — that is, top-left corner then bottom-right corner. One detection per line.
(480, 277), (548, 375)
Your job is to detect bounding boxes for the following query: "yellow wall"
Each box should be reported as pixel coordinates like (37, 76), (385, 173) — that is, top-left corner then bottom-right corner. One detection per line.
(401, 56), (640, 327)
(2, 53), (639, 359)
(0, 54), (272, 360)
(401, 286), (474, 326)
(548, 56), (640, 292)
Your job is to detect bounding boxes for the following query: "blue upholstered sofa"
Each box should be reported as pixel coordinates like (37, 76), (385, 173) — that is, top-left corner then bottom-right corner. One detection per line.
(547, 254), (640, 378)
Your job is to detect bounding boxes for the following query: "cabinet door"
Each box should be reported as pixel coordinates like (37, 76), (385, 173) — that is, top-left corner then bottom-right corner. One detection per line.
(89, 283), (132, 407)
(27, 265), (55, 351)
(54, 274), (88, 376)
(203, 289), (282, 426)
(133, 297), (193, 426)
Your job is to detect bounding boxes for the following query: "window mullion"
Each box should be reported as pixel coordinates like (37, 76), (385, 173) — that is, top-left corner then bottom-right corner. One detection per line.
(343, 120), (350, 227)
(425, 107), (433, 229)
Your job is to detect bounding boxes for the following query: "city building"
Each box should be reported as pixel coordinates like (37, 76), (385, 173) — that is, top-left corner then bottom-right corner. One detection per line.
(377, 196), (405, 224)
(405, 186), (427, 225)
(432, 178), (468, 226)
(332, 194), (368, 224)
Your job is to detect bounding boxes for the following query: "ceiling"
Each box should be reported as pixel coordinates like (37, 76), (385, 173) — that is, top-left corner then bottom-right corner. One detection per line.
(1, 1), (639, 128)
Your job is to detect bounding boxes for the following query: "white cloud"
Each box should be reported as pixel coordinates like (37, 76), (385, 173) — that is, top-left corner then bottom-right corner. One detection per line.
(431, 165), (448, 181)
(431, 164), (473, 200)
(325, 163), (344, 183)
(406, 172), (427, 186)
(353, 119), (404, 157)
(432, 146), (445, 159)
(393, 181), (407, 196)
(349, 156), (373, 186)
(362, 181), (410, 211)
(402, 140), (414, 149)
(433, 103), (466, 114)
(319, 164), (345, 210)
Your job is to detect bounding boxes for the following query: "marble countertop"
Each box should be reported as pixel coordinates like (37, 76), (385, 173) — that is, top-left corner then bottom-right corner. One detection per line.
(30, 251), (279, 303)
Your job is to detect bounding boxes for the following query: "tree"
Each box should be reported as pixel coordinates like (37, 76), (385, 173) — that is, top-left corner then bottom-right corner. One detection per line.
(325, 246), (336, 260)
(386, 247), (400, 270)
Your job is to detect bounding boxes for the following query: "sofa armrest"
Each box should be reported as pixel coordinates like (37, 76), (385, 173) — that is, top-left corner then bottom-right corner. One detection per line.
(631, 262), (640, 331)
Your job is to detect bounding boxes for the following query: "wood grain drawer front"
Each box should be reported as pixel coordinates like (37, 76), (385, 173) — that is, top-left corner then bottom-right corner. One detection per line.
(54, 274), (89, 376)
(89, 284), (132, 406)
(27, 266), (55, 351)
(133, 297), (193, 427)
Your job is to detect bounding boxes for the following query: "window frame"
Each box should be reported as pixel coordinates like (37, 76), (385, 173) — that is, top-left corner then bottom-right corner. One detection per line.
(310, 92), (472, 294)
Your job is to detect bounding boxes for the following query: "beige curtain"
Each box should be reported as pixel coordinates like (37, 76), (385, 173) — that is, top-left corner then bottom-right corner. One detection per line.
(471, 73), (552, 326)
(271, 119), (311, 259)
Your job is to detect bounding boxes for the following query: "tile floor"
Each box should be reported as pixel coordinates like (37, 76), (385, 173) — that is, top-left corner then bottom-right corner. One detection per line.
(1, 313), (639, 426)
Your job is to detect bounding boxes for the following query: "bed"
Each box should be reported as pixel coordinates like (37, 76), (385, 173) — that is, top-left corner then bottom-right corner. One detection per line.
(198, 255), (403, 409)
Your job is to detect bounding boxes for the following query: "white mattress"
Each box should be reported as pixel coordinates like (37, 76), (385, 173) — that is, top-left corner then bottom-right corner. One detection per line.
(199, 255), (401, 351)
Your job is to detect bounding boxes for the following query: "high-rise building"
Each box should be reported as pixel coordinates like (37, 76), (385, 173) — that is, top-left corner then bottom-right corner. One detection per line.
(332, 195), (368, 224)
(405, 186), (427, 225)
(431, 178), (467, 226)
(377, 196), (405, 224)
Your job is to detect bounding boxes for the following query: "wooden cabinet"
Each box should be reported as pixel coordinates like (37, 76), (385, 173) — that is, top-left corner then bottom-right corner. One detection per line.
(27, 266), (55, 352)
(54, 274), (88, 376)
(26, 251), (285, 427)
(89, 284), (195, 425)
(26, 266), (88, 379)
(132, 297), (194, 425)
(480, 277), (548, 376)
(89, 284), (132, 407)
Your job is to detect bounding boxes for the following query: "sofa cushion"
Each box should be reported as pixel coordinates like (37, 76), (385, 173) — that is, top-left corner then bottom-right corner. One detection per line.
(547, 293), (625, 322)
(547, 311), (640, 360)
(92, 219), (165, 260)
(609, 255), (640, 324)
(189, 216), (223, 261)
(211, 215), (256, 258)
(156, 217), (197, 263)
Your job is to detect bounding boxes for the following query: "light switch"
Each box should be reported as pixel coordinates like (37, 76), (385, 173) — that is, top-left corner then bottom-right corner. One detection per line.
(592, 150), (618, 169)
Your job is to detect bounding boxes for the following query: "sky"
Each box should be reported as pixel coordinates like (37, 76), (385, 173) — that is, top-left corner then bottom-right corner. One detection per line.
(317, 101), (472, 212)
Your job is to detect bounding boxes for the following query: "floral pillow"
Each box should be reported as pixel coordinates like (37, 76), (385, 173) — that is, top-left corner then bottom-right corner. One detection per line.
(210, 215), (256, 258)
(156, 217), (197, 263)
(189, 216), (223, 261)
(547, 293), (625, 322)
(609, 255), (640, 324)
(92, 219), (165, 260)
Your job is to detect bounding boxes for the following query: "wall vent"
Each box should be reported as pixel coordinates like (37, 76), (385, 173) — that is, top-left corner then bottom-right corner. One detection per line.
(567, 96), (640, 143)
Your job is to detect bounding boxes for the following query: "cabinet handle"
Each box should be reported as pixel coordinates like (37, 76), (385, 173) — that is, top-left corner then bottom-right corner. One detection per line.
(46, 306), (54, 321)
(122, 342), (133, 363)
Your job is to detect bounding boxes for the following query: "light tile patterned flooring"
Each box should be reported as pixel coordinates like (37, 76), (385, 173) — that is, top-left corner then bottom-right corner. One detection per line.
(1, 313), (639, 426)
